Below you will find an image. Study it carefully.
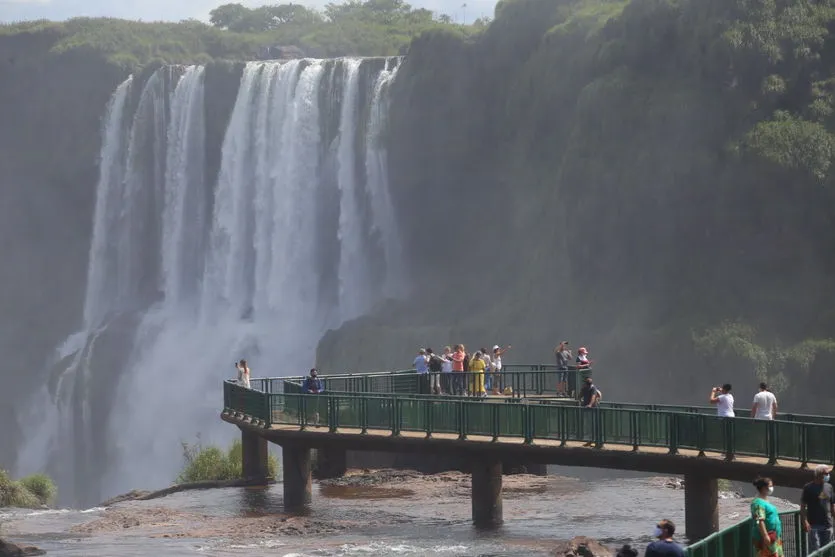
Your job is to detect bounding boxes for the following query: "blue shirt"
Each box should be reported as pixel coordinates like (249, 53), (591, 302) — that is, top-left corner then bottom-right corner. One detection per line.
(645, 540), (685, 557)
(414, 355), (428, 373)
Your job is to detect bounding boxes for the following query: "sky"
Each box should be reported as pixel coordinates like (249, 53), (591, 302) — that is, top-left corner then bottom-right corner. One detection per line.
(0, 0), (498, 25)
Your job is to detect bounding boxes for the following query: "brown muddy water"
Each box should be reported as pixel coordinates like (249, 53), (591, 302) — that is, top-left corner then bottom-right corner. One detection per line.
(0, 467), (798, 556)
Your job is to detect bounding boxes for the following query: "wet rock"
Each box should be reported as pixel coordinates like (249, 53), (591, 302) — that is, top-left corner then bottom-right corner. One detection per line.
(0, 538), (46, 556)
(552, 536), (612, 557)
(99, 489), (152, 507)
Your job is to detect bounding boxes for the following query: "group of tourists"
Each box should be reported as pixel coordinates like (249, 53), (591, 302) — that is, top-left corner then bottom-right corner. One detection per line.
(708, 382), (779, 419)
(614, 466), (834, 557)
(412, 344), (512, 396)
(749, 468), (835, 556)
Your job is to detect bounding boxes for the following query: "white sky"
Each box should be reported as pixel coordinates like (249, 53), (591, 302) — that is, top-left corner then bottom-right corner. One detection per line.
(0, 0), (497, 24)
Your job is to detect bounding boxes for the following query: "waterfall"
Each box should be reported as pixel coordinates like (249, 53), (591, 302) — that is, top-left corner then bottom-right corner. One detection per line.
(366, 58), (407, 300)
(18, 57), (406, 505)
(162, 66), (206, 307)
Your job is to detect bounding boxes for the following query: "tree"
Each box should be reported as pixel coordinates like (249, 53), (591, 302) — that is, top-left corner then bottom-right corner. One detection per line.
(209, 3), (250, 29)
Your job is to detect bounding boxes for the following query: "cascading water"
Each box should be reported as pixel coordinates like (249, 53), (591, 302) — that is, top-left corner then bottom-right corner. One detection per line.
(18, 57), (406, 506)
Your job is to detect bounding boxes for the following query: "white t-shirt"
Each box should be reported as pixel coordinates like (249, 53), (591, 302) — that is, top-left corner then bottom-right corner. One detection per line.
(493, 354), (502, 371)
(752, 391), (777, 419)
(716, 393), (735, 417)
(441, 357), (452, 373)
(482, 354), (492, 372)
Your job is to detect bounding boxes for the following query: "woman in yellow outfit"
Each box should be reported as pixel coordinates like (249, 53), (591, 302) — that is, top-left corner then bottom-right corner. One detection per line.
(470, 352), (487, 397)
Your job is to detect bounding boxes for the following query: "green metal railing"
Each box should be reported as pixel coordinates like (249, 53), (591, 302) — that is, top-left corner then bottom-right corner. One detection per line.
(810, 541), (835, 556)
(223, 381), (835, 465)
(684, 511), (805, 556)
(257, 365), (593, 400)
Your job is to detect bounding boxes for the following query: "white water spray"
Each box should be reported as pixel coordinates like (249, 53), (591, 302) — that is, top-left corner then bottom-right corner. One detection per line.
(19, 58), (407, 504)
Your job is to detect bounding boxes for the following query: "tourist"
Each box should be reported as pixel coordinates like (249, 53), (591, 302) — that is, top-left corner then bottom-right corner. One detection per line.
(752, 382), (778, 420)
(492, 344), (510, 395)
(302, 368), (323, 394)
(644, 519), (685, 557)
(709, 384), (735, 417)
(236, 359), (251, 389)
(580, 377), (601, 408)
(480, 347), (493, 393)
(441, 346), (453, 394)
(751, 477), (784, 557)
(580, 376), (601, 447)
(576, 346), (591, 368)
(413, 348), (430, 394)
(801, 465), (835, 550)
(427, 347), (443, 395)
(462, 345), (471, 395)
(555, 341), (571, 396)
(469, 351), (487, 397)
(452, 345), (466, 395)
(301, 368), (323, 426)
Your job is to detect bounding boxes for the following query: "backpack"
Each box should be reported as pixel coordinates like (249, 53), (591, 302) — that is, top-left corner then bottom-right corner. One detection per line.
(463, 353), (470, 372)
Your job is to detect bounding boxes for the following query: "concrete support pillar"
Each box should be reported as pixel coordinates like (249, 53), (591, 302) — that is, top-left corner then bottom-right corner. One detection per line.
(471, 458), (503, 529)
(283, 443), (312, 511)
(684, 473), (719, 541)
(314, 447), (347, 480)
(241, 430), (269, 482)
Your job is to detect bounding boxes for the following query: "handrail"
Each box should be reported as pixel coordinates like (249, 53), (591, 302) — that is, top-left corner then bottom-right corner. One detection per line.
(809, 541), (835, 556)
(684, 511), (805, 556)
(245, 366), (835, 425)
(222, 381), (835, 467)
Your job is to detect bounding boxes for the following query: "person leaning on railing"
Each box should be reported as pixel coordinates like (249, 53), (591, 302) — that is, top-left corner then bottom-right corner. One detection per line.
(751, 477), (784, 557)
(800, 465), (835, 551)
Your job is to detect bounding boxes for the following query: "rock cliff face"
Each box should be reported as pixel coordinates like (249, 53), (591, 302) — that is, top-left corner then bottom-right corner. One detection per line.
(0, 35), (126, 467)
(317, 0), (835, 413)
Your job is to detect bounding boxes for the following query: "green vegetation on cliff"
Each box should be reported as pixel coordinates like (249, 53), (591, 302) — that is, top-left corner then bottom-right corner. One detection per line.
(177, 439), (278, 483)
(0, 0), (479, 68)
(0, 471), (56, 508)
(318, 0), (835, 413)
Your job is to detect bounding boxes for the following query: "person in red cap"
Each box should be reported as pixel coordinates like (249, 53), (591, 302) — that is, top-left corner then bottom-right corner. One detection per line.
(576, 347), (591, 368)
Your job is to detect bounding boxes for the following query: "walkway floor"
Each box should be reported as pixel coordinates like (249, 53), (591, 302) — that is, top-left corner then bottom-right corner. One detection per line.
(265, 423), (827, 472)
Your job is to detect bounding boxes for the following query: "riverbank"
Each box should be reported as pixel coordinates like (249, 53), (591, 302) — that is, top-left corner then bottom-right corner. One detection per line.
(0, 469), (799, 557)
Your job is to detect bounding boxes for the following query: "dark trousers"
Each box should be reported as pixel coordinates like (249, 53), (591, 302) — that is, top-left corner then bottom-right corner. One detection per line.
(418, 373), (430, 394)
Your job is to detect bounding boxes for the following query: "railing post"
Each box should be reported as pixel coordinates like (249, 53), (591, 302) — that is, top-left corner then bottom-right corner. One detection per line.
(724, 418), (735, 462)
(299, 396), (308, 431)
(767, 420), (777, 465)
(631, 411), (639, 452)
(458, 399), (466, 441)
(491, 404), (500, 442)
(263, 391), (272, 428)
(558, 405), (567, 447)
(425, 399), (433, 439)
(594, 407), (603, 449)
(668, 412), (679, 455)
(801, 424), (809, 469)
(360, 396), (368, 434)
(697, 414), (706, 457)
(328, 396), (337, 433)
(523, 403), (533, 445)
(392, 397), (401, 437)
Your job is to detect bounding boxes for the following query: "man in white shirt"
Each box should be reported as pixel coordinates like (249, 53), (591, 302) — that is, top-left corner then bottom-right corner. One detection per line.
(752, 382), (778, 420)
(709, 383), (735, 417)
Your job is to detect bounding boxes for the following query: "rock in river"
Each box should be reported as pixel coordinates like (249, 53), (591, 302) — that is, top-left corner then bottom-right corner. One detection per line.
(552, 536), (612, 557)
(0, 538), (46, 556)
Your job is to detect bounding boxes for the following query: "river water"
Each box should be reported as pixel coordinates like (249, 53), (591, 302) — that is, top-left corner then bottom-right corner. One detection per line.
(0, 467), (798, 556)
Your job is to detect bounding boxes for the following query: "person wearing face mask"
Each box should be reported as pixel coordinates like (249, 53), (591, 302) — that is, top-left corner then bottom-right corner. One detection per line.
(801, 465), (835, 550)
(751, 476), (784, 557)
(643, 519), (684, 557)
